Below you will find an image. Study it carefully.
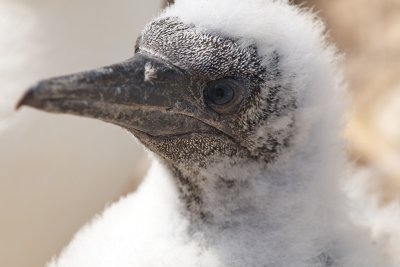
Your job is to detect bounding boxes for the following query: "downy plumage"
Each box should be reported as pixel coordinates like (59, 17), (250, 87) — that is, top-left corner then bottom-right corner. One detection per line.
(18, 0), (395, 266)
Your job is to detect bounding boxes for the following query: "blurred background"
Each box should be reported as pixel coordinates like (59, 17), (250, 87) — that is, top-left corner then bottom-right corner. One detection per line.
(0, 0), (399, 266)
(0, 1), (161, 266)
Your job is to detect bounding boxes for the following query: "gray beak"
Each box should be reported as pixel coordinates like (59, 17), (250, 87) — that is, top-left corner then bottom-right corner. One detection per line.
(17, 53), (211, 137)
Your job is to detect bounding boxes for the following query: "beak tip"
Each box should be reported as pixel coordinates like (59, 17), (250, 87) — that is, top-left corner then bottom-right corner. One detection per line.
(16, 90), (31, 110)
(16, 88), (39, 110)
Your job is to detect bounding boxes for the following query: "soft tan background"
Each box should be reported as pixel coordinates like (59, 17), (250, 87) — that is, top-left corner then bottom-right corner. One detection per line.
(1, 0), (400, 267)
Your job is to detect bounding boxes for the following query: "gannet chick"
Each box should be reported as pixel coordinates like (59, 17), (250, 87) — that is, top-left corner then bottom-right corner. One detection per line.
(17, 0), (395, 266)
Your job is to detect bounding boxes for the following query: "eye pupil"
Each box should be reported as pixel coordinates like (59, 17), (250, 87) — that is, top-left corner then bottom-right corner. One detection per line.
(207, 83), (234, 105)
(215, 88), (225, 99)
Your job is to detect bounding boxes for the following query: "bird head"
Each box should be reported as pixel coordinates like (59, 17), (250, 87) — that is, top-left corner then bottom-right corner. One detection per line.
(17, 0), (340, 171)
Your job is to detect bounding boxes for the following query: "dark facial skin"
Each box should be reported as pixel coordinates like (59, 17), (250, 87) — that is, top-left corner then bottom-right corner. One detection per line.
(19, 17), (295, 166)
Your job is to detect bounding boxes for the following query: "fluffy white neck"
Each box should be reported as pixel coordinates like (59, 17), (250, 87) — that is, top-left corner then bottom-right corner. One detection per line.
(167, 125), (391, 267)
(47, 132), (392, 267)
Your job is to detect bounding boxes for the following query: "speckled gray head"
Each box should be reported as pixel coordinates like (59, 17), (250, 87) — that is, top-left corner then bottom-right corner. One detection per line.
(18, 16), (297, 170)
(138, 17), (298, 165)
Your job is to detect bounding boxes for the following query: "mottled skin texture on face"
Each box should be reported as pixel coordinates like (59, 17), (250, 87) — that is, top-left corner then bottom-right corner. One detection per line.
(134, 17), (298, 220)
(137, 17), (297, 161)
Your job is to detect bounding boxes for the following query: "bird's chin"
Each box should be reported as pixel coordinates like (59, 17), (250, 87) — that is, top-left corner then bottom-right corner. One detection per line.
(127, 127), (248, 168)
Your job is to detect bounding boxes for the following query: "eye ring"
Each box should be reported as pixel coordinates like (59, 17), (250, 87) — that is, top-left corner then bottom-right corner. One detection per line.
(204, 78), (243, 114)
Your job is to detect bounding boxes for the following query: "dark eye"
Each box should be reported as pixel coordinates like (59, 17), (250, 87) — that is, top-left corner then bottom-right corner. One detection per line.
(204, 78), (243, 114)
(207, 83), (234, 105)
